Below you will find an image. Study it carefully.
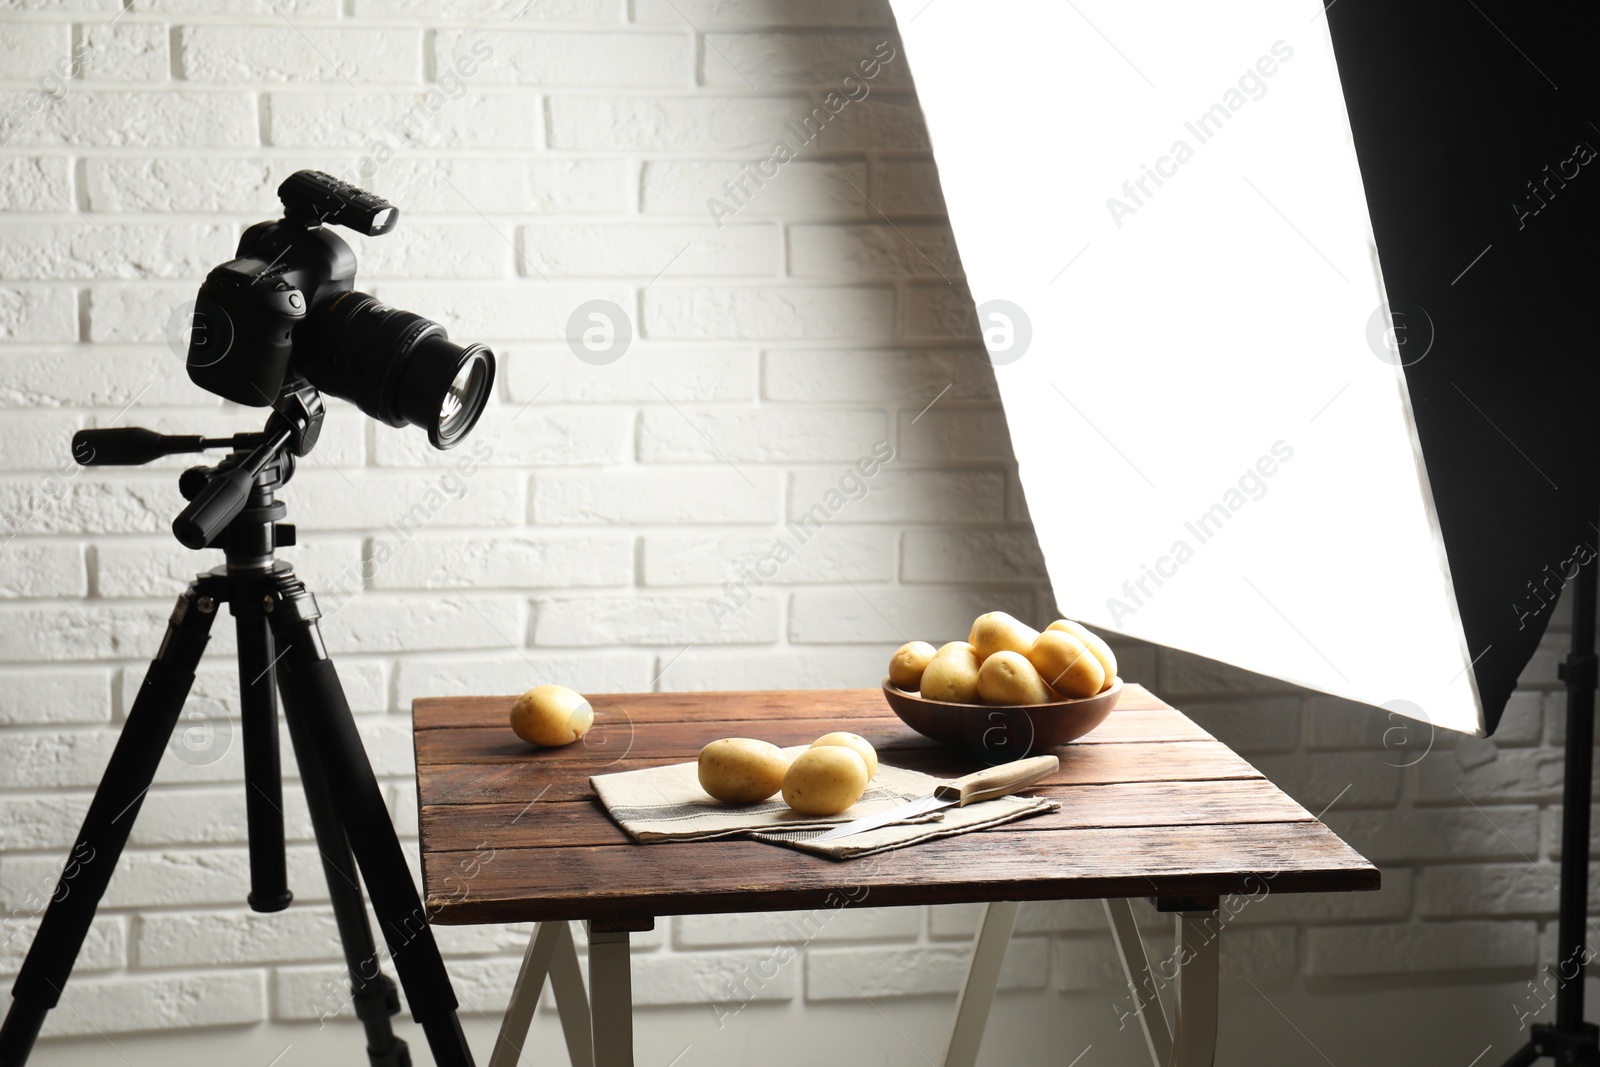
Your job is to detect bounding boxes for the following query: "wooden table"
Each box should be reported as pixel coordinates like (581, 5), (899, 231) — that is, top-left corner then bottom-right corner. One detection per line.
(414, 685), (1377, 1067)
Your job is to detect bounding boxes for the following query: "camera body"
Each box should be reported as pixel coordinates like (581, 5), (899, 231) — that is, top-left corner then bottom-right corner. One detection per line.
(187, 171), (493, 450)
(188, 220), (356, 407)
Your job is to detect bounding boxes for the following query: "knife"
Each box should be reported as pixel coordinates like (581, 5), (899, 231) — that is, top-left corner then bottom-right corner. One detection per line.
(813, 754), (1060, 842)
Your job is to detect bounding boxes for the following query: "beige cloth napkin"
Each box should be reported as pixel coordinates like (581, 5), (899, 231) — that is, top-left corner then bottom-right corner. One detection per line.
(590, 746), (1058, 860)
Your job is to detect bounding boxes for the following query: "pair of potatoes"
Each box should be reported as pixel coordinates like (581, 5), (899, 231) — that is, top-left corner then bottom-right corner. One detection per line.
(698, 732), (878, 817)
(890, 612), (1117, 705)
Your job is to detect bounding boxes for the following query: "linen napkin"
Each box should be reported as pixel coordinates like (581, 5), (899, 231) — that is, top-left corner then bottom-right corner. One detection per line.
(590, 746), (1058, 860)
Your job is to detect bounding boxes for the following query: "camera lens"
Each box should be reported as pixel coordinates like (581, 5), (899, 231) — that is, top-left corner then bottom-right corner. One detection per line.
(439, 356), (491, 442)
(301, 292), (495, 449)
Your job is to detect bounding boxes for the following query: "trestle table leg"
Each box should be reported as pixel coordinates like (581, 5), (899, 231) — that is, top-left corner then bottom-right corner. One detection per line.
(490, 920), (593, 1067)
(941, 900), (1020, 1067)
(1169, 911), (1219, 1067)
(586, 923), (636, 1067)
(1105, 898), (1174, 1067)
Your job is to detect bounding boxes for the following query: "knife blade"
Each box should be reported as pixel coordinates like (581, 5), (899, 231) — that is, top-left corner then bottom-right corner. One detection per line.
(813, 754), (1059, 842)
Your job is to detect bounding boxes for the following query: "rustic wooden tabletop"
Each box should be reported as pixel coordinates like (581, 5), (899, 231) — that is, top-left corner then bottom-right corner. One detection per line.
(413, 685), (1378, 926)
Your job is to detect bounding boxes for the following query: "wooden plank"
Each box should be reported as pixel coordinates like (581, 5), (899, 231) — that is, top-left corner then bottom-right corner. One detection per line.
(412, 684), (1177, 731)
(419, 778), (1314, 854)
(424, 801), (636, 850)
(413, 707), (1211, 768)
(415, 689), (891, 730)
(1048, 741), (1259, 786)
(414, 740), (1261, 811)
(419, 759), (681, 806)
(414, 716), (887, 765)
(1067, 707), (1214, 744)
(421, 820), (1379, 926)
(414, 711), (1217, 767)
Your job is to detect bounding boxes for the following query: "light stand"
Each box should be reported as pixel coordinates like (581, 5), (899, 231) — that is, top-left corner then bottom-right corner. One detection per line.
(0, 382), (477, 1067)
(1503, 549), (1599, 1067)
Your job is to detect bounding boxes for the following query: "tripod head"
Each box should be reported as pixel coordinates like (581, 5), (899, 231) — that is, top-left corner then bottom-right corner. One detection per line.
(74, 378), (324, 552)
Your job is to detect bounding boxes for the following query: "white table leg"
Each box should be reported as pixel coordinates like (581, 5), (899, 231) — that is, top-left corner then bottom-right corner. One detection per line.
(1168, 911), (1219, 1067)
(551, 923), (595, 1067)
(586, 924), (635, 1067)
(490, 920), (592, 1067)
(1104, 898), (1173, 1067)
(941, 899), (1020, 1067)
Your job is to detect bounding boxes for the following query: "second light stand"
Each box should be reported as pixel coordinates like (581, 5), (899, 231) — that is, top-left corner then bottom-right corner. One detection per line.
(1502, 543), (1599, 1067)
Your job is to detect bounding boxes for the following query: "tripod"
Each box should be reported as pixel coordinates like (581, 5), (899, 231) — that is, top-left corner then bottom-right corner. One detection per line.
(1502, 547), (1599, 1067)
(0, 384), (477, 1066)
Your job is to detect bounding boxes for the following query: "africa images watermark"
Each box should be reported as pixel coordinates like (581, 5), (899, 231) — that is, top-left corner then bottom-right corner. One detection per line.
(1512, 940), (1597, 1032)
(320, 438), (496, 618)
(0, 438), (94, 547)
(305, 840), (497, 1027)
(0, 841), (95, 950)
(0, 38), (95, 147)
(1513, 534), (1596, 633)
(1510, 136), (1595, 231)
(1105, 40), (1296, 229)
(1110, 876), (1277, 1032)
(356, 38), (495, 185)
(705, 440), (896, 630)
(1105, 440), (1295, 625)
(705, 40), (898, 228)
(708, 849), (893, 1030)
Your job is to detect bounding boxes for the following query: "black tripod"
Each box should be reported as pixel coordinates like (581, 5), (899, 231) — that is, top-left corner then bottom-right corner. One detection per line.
(1503, 550), (1599, 1067)
(0, 383), (476, 1066)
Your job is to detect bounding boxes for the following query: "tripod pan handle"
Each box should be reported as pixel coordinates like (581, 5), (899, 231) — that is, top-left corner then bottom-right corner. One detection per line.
(72, 428), (205, 466)
(172, 464), (255, 549)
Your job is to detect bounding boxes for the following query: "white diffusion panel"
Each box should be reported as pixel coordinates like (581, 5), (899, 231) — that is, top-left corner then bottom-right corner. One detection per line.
(889, 0), (1482, 734)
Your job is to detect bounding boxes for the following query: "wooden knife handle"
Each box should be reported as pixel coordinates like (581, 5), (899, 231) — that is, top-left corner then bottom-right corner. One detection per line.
(933, 755), (1059, 806)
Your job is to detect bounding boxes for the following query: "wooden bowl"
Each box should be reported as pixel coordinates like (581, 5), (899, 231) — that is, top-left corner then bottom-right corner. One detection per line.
(881, 676), (1123, 758)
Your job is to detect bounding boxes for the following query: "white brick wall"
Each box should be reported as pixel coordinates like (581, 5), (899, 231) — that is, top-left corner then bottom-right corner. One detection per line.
(0, 3), (1592, 1064)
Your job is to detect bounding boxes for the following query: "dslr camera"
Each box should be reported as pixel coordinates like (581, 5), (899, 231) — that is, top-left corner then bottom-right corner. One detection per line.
(187, 170), (494, 449)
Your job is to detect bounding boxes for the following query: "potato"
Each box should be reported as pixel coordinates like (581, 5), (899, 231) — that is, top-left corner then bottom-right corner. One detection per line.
(920, 645), (981, 703)
(509, 684), (594, 747)
(977, 650), (1053, 706)
(937, 640), (977, 657)
(1027, 630), (1106, 698)
(782, 745), (870, 816)
(1047, 620), (1118, 692)
(969, 611), (1040, 662)
(698, 738), (790, 804)
(812, 731), (878, 777)
(888, 641), (937, 690)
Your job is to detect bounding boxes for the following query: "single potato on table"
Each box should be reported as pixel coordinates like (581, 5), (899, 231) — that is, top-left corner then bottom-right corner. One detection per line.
(1046, 619), (1117, 692)
(811, 731), (877, 777)
(509, 684), (594, 747)
(888, 641), (937, 690)
(1028, 630), (1106, 698)
(920, 644), (981, 703)
(977, 650), (1053, 705)
(782, 745), (870, 816)
(969, 611), (1040, 661)
(698, 738), (790, 804)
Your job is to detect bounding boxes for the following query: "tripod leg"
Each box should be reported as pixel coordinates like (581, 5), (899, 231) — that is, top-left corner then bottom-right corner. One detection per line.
(284, 688), (410, 1067)
(235, 601), (292, 913)
(265, 578), (475, 1067)
(0, 584), (220, 1066)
